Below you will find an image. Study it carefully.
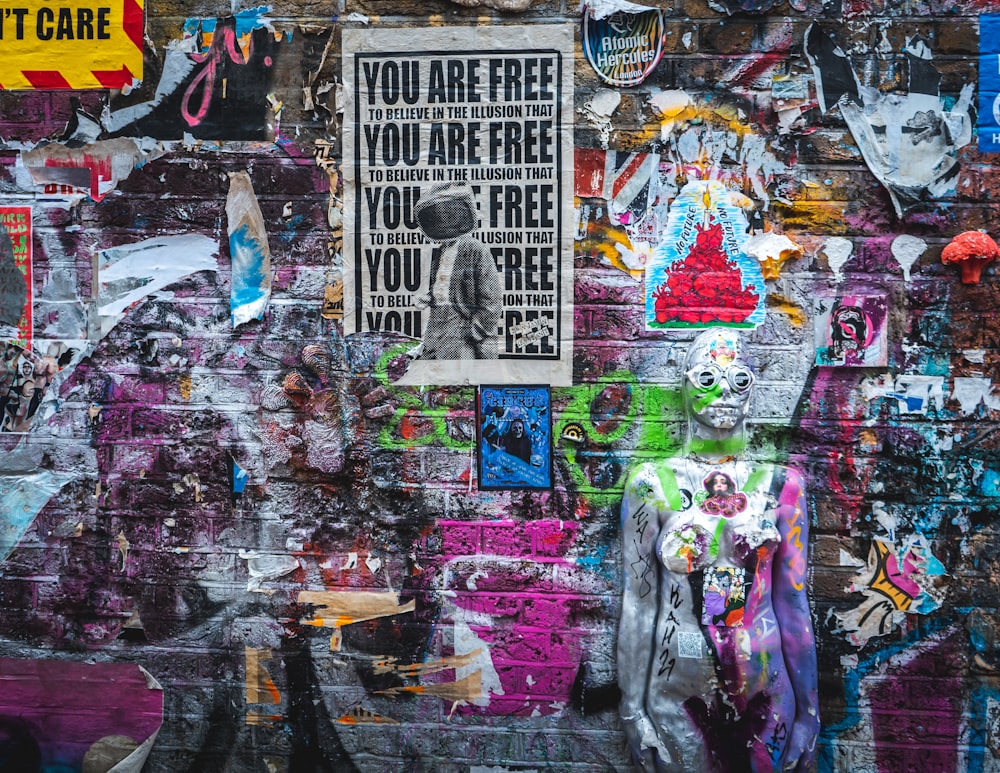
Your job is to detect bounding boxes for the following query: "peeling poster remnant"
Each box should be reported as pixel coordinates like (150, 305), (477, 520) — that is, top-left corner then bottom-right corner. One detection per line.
(227, 171), (273, 328)
(106, 10), (281, 140)
(645, 180), (765, 329)
(581, 4), (665, 87)
(342, 24), (576, 386)
(805, 24), (974, 217)
(297, 590), (416, 651)
(0, 658), (163, 772)
(1, 342), (77, 433)
(20, 138), (151, 202)
(95, 234), (219, 339)
(0, 471), (75, 563)
(574, 147), (660, 227)
(0, 207), (31, 346)
(245, 646), (282, 726)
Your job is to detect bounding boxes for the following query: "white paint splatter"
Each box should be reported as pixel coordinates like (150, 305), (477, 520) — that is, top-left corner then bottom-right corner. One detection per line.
(952, 377), (1000, 414)
(466, 569), (488, 591)
(890, 234), (926, 282)
(822, 237), (853, 282)
(581, 89), (622, 148)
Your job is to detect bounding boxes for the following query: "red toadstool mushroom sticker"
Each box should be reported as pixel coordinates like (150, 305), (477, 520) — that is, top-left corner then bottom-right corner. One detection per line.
(941, 231), (1000, 284)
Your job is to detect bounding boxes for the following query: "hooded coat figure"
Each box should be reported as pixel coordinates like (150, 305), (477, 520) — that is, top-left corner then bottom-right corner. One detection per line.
(618, 328), (819, 773)
(413, 183), (502, 360)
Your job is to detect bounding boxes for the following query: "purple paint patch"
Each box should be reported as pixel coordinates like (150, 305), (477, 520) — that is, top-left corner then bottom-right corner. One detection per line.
(434, 520), (595, 716)
(0, 658), (162, 769)
(868, 631), (962, 773)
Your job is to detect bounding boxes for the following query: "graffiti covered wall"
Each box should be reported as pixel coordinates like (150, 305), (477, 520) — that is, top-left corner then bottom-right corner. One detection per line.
(0, 0), (998, 771)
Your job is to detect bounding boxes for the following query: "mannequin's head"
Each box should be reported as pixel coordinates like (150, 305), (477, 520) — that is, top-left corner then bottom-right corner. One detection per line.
(682, 328), (755, 437)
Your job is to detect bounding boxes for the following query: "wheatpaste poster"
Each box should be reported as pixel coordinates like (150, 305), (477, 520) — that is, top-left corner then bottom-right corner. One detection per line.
(342, 24), (575, 386)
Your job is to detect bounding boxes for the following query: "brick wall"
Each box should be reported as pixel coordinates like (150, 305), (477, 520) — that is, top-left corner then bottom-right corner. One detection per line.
(0, 0), (998, 771)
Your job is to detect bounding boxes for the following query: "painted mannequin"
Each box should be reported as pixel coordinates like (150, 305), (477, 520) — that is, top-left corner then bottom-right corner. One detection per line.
(618, 328), (819, 772)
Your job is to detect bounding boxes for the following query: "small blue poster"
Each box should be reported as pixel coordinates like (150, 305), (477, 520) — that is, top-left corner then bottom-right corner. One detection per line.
(979, 15), (1000, 152)
(478, 385), (552, 490)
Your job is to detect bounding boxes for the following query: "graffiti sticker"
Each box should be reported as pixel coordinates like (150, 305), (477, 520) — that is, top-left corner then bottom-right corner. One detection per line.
(814, 294), (888, 367)
(581, 6), (665, 87)
(477, 384), (552, 490)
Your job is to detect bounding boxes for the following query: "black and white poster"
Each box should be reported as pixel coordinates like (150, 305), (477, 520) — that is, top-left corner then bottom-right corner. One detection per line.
(342, 25), (575, 385)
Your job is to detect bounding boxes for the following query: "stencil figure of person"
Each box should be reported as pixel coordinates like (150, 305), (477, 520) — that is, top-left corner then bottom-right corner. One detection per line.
(412, 183), (502, 360)
(618, 328), (819, 773)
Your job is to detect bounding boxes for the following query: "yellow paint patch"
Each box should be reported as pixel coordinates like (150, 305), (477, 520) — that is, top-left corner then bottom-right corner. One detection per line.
(766, 293), (807, 327)
(179, 373), (192, 401)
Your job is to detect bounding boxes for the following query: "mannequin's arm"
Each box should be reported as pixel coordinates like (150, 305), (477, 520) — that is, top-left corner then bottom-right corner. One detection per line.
(773, 467), (820, 772)
(619, 465), (668, 770)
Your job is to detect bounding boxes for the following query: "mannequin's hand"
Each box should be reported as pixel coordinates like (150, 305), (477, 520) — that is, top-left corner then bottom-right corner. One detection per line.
(623, 714), (669, 772)
(781, 717), (819, 772)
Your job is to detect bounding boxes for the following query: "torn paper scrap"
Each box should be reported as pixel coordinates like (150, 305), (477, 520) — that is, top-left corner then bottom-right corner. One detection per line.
(952, 377), (1000, 414)
(863, 374), (945, 414)
(581, 0), (658, 20)
(227, 171), (273, 328)
(1, 471), (76, 564)
(19, 138), (151, 202)
(96, 234), (219, 339)
(805, 25), (974, 217)
(240, 552), (300, 593)
(0, 658), (163, 773)
(297, 590), (416, 650)
(245, 647), (281, 705)
(376, 670), (483, 703)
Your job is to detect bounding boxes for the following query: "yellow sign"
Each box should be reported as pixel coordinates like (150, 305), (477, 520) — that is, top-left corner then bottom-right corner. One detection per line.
(0, 0), (143, 89)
